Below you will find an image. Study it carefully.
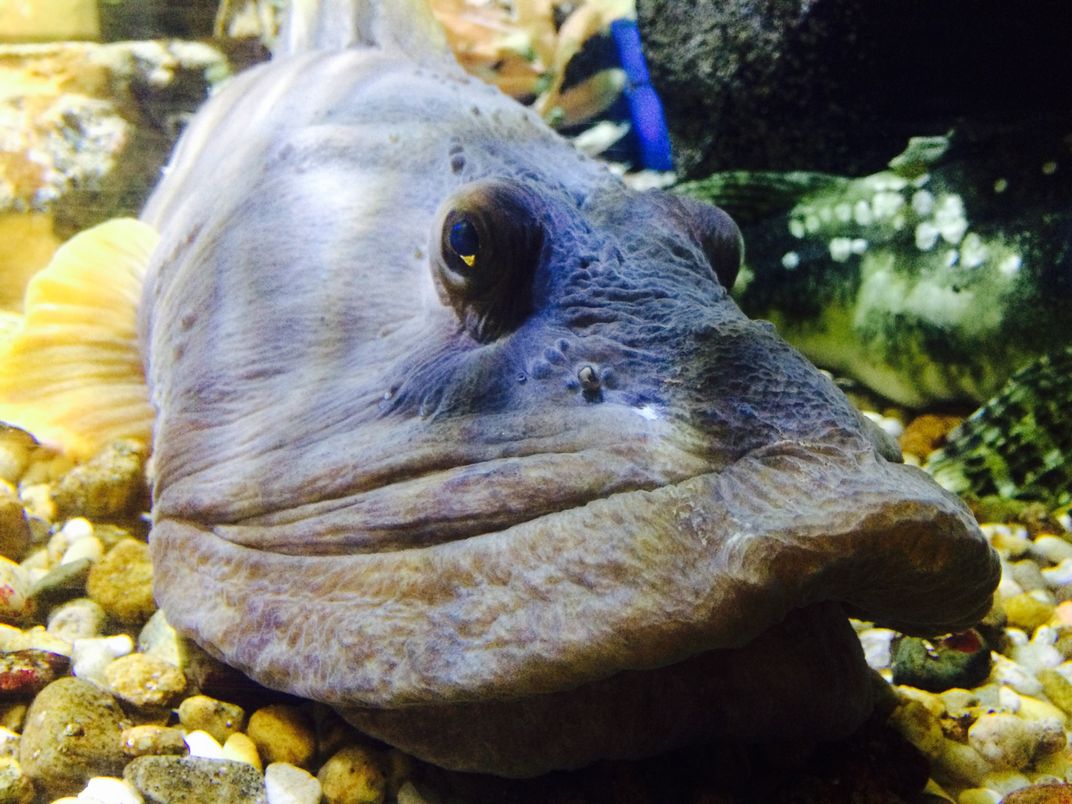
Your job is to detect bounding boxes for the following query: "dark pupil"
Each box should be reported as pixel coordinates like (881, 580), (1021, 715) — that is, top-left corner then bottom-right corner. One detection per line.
(449, 218), (480, 266)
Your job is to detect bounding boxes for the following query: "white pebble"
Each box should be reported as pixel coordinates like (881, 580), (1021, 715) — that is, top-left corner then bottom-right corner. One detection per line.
(76, 776), (144, 804)
(48, 598), (106, 642)
(991, 654), (1043, 696)
(998, 686), (1022, 713)
(71, 634), (135, 686)
(61, 517), (95, 542)
(970, 713), (1034, 768)
(858, 627), (896, 670)
(1042, 558), (1072, 587)
(1032, 535), (1072, 564)
(185, 729), (226, 760)
(61, 536), (104, 566)
(1011, 640), (1062, 673)
(265, 762), (322, 804)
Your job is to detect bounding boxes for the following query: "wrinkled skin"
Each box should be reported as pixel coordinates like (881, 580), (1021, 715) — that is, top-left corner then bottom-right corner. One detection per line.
(140, 32), (999, 776)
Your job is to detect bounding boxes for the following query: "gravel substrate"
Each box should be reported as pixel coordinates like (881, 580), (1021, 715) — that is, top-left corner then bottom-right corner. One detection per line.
(1, 417), (1070, 803)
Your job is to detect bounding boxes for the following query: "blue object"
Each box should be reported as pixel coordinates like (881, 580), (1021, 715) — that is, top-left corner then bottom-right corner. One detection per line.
(610, 18), (673, 171)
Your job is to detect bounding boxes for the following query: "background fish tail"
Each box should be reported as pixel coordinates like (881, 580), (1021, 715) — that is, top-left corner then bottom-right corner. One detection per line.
(276, 0), (449, 58)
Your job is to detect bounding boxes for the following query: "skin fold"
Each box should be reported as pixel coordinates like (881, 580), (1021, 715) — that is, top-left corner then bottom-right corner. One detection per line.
(140, 3), (999, 776)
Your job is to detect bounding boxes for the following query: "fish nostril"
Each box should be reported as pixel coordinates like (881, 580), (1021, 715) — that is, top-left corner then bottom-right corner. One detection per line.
(578, 365), (603, 403)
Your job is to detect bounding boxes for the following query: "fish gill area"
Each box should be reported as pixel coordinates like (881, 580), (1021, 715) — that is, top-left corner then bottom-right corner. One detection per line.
(0, 1), (1070, 803)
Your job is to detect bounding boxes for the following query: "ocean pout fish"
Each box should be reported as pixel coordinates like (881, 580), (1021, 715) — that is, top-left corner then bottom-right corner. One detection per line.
(0, 0), (998, 778)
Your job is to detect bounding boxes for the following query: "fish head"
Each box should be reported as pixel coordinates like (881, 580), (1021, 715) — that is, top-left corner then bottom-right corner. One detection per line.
(141, 50), (999, 779)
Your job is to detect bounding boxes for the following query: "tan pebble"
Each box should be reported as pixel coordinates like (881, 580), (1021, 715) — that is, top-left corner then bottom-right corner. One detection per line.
(17, 483), (54, 522)
(317, 745), (387, 804)
(0, 427), (35, 485)
(0, 481), (30, 561)
(956, 789), (1002, 804)
(0, 755), (34, 804)
(1038, 668), (1072, 716)
(121, 725), (187, 757)
(934, 738), (990, 787)
(396, 781), (431, 804)
(176, 695), (245, 744)
(1018, 692), (1068, 726)
(979, 769), (1031, 795)
(223, 732), (262, 772)
(1004, 592), (1057, 632)
(18, 677), (130, 798)
(79, 775), (145, 803)
(247, 704), (315, 769)
(0, 704), (26, 733)
(104, 653), (186, 708)
(0, 556), (34, 624)
(51, 439), (148, 519)
(0, 725), (18, 757)
(899, 413), (962, 461)
(86, 539), (154, 623)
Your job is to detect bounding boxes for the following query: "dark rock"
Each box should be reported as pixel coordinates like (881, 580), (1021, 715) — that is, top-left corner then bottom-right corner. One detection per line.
(636, 0), (1072, 177)
(29, 558), (92, 607)
(124, 756), (267, 804)
(891, 630), (991, 692)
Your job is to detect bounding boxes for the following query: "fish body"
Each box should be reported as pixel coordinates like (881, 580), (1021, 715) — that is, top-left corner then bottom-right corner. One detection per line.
(0, 0), (999, 777)
(678, 128), (1072, 408)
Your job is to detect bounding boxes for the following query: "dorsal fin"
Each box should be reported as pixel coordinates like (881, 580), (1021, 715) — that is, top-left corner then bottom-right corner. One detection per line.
(276, 0), (451, 60)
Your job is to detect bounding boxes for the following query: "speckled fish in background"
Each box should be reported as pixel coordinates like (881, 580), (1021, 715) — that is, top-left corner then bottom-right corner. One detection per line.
(677, 128), (1072, 408)
(0, 0), (1001, 779)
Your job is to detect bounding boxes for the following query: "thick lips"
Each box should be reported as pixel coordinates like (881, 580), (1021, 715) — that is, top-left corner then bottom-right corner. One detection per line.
(150, 425), (999, 711)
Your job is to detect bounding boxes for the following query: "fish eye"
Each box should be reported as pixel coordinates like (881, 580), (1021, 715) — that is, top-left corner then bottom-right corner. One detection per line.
(448, 218), (480, 269)
(431, 180), (544, 342)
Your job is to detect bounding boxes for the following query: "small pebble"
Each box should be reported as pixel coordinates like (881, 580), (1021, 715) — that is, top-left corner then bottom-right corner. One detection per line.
(0, 481), (30, 562)
(1004, 592), (1057, 632)
(51, 439), (148, 519)
(858, 627), (896, 670)
(47, 598), (106, 642)
(71, 634), (135, 686)
(184, 730), (225, 761)
(104, 653), (186, 708)
(1043, 559), (1072, 588)
(0, 649), (69, 697)
(0, 755), (34, 804)
(0, 427), (35, 485)
(0, 557), (34, 624)
(1032, 536), (1072, 565)
(957, 788), (1003, 804)
(30, 558), (92, 607)
(18, 484), (54, 522)
(265, 761), (321, 804)
(317, 745), (387, 804)
(1012, 560), (1049, 593)
(86, 539), (154, 624)
(61, 536), (104, 567)
(247, 704), (316, 769)
(224, 732), (263, 771)
(121, 725), (188, 757)
(1003, 782), (1072, 803)
(18, 677), (130, 797)
(968, 712), (1061, 769)
(75, 775), (145, 804)
(992, 653), (1045, 696)
(124, 756), (266, 804)
(176, 694), (245, 744)
(0, 725), (18, 757)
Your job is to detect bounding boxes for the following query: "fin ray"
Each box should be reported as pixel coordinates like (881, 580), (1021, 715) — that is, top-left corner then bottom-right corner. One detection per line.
(0, 218), (158, 462)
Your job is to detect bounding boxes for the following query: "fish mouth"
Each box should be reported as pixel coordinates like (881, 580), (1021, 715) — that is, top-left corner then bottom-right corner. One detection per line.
(154, 401), (719, 555)
(151, 430), (998, 712)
